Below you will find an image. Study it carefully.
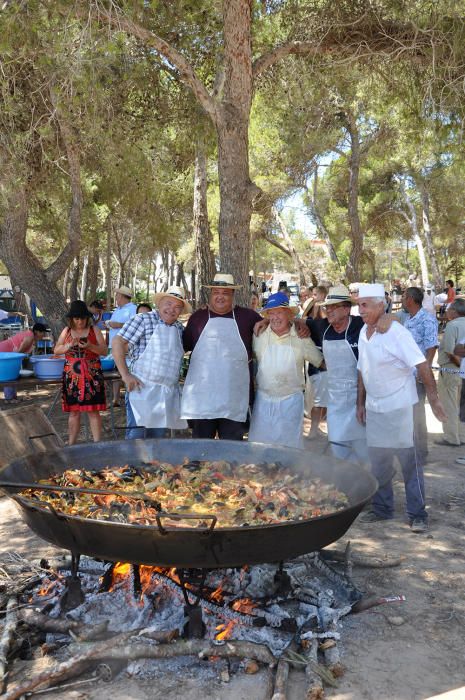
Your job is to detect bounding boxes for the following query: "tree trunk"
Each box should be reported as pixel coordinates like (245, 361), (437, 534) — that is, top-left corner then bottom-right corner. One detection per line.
(345, 113), (364, 282)
(69, 257), (80, 302)
(0, 189), (68, 338)
(106, 225), (112, 312)
(420, 186), (442, 289)
(216, 0), (255, 306)
(193, 136), (216, 305)
(62, 267), (70, 299)
(79, 254), (88, 301)
(399, 181), (429, 287)
(308, 168), (340, 265)
(272, 207), (306, 285)
(87, 250), (99, 302)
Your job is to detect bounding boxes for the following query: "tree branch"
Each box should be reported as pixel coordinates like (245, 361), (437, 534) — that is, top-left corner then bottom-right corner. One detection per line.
(45, 91), (82, 283)
(253, 21), (432, 78)
(90, 3), (219, 126)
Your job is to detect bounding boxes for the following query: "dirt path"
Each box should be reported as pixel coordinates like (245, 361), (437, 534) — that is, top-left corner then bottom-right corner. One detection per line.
(1, 388), (464, 699)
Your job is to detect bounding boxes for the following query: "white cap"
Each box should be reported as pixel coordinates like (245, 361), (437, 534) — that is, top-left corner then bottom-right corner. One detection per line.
(358, 283), (385, 298)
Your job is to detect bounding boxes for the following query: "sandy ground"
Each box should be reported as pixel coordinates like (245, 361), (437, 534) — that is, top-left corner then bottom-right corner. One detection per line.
(1, 386), (465, 699)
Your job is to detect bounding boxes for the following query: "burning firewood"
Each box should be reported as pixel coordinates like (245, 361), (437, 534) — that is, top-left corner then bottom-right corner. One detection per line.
(302, 638), (324, 700)
(0, 596), (18, 693)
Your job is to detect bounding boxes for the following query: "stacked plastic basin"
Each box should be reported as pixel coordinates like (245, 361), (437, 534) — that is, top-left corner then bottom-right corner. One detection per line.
(0, 352), (26, 381)
(30, 356), (66, 380)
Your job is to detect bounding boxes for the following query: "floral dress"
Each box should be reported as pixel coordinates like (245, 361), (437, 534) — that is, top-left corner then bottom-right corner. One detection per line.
(62, 327), (106, 412)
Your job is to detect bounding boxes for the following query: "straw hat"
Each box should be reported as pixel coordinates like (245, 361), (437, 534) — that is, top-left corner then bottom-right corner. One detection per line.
(317, 285), (353, 306)
(153, 285), (192, 314)
(203, 273), (242, 289)
(115, 285), (133, 298)
(261, 292), (299, 317)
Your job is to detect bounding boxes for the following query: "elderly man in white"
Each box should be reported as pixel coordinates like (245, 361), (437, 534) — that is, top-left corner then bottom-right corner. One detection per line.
(356, 284), (446, 533)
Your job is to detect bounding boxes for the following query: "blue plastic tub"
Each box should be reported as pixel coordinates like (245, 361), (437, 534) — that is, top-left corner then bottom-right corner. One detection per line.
(0, 352), (26, 381)
(100, 355), (115, 371)
(30, 356), (65, 380)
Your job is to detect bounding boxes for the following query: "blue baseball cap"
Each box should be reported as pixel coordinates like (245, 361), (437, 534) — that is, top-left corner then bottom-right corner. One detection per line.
(261, 292), (298, 316)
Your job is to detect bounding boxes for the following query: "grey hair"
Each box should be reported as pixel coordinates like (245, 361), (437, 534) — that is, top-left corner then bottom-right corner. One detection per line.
(450, 298), (465, 317)
(362, 296), (387, 310)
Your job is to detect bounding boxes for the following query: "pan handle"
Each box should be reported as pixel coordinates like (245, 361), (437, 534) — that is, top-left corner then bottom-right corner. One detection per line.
(28, 432), (61, 449)
(155, 512), (217, 535)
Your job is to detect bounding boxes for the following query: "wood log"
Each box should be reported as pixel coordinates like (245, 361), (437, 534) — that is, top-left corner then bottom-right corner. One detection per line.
(19, 608), (109, 641)
(2, 630), (136, 700)
(301, 639), (324, 700)
(68, 638), (275, 667)
(322, 549), (403, 568)
(271, 640), (296, 700)
(0, 595), (18, 693)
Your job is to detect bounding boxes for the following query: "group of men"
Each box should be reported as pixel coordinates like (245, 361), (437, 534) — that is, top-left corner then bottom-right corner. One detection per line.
(107, 273), (449, 535)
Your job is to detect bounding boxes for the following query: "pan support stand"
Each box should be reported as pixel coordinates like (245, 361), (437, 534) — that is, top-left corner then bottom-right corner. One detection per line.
(177, 568), (208, 639)
(274, 561), (291, 596)
(60, 551), (85, 613)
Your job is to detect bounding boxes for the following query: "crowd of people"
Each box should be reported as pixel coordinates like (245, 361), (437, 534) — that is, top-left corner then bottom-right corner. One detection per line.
(6, 272), (463, 534)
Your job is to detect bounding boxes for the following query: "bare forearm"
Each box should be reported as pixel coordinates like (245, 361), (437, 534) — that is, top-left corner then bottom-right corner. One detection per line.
(112, 337), (130, 379)
(357, 371), (366, 408)
(416, 362), (438, 402)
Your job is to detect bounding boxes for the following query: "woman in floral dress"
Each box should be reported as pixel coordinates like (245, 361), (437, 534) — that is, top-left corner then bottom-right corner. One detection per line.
(54, 300), (108, 444)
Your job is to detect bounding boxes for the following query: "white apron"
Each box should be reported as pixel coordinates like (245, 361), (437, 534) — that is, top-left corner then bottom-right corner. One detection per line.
(248, 333), (304, 449)
(323, 321), (366, 443)
(128, 322), (187, 429)
(180, 311), (249, 422)
(358, 330), (417, 448)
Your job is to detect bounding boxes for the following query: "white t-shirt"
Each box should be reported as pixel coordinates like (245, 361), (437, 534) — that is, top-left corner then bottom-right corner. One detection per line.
(422, 292), (435, 315)
(358, 322), (425, 412)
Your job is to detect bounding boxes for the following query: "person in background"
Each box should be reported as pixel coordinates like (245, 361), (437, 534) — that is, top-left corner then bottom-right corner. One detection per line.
(304, 285), (328, 439)
(298, 287), (313, 318)
(401, 287), (439, 464)
(356, 284), (446, 533)
(136, 302), (152, 314)
(88, 300), (106, 330)
(436, 298), (465, 446)
(446, 279), (456, 308)
(106, 286), (137, 406)
(422, 284), (436, 316)
(249, 293), (322, 448)
(384, 291), (392, 314)
(54, 301), (107, 445)
(349, 283), (361, 316)
(0, 322), (47, 354)
(181, 273), (262, 440)
(0, 322), (48, 401)
(0, 308), (26, 322)
(451, 338), (465, 465)
(249, 292), (260, 311)
(113, 286), (190, 439)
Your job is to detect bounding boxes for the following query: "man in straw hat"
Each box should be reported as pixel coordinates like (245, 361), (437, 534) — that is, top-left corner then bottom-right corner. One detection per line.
(181, 273), (262, 440)
(106, 286), (137, 406)
(356, 283), (446, 533)
(248, 292), (322, 448)
(307, 284), (369, 463)
(112, 286), (191, 439)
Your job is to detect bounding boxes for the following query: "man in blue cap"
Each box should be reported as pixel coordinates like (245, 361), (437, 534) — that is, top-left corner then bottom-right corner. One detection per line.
(248, 292), (322, 448)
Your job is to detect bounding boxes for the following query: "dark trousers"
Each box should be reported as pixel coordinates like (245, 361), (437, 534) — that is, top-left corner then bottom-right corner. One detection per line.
(368, 446), (427, 522)
(413, 382), (428, 465)
(189, 418), (246, 440)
